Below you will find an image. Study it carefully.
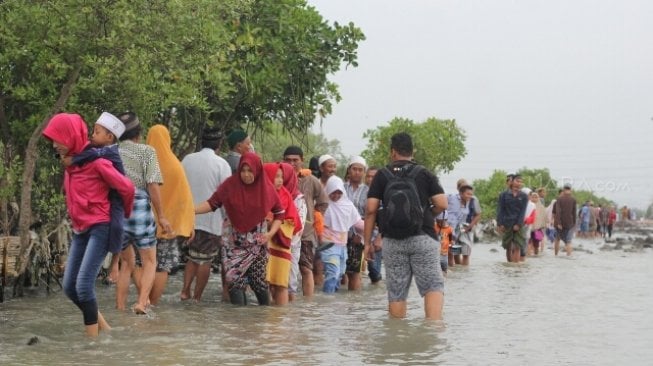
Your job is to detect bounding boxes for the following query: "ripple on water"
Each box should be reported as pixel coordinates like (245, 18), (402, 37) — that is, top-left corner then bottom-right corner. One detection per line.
(2, 240), (653, 365)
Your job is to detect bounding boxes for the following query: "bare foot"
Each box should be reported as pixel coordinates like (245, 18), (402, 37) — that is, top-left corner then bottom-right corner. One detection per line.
(180, 291), (190, 301)
(132, 303), (148, 315)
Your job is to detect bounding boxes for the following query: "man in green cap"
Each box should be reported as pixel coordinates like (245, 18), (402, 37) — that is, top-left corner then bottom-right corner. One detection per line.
(225, 130), (252, 173)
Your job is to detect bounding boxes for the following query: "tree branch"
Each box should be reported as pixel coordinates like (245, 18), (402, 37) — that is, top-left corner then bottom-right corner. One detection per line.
(15, 65), (82, 277)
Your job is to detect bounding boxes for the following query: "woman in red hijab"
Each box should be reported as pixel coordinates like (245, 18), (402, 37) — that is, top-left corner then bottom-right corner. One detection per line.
(42, 113), (134, 336)
(195, 153), (283, 306)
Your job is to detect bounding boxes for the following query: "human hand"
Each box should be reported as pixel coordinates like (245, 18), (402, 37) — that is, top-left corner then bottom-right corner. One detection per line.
(61, 156), (72, 167)
(364, 244), (375, 261)
(257, 233), (271, 245)
(372, 235), (383, 251)
(108, 264), (119, 284)
(497, 225), (505, 233)
(512, 224), (520, 232)
(158, 217), (174, 236)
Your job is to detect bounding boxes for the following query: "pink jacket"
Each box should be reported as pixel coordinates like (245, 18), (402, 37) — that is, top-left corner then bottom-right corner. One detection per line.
(43, 113), (135, 232)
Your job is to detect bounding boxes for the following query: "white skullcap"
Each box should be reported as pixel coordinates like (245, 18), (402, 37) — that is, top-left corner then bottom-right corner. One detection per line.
(347, 155), (367, 169)
(318, 154), (335, 166)
(95, 112), (125, 139)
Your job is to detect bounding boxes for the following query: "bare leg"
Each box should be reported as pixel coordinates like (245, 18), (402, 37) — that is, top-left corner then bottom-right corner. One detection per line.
(424, 291), (444, 320)
(181, 261), (198, 300)
(347, 272), (362, 291)
(510, 244), (521, 263)
(116, 245), (135, 311)
(554, 239), (560, 256)
(149, 271), (168, 305)
(565, 242), (573, 256)
(271, 285), (289, 306)
(300, 266), (314, 297)
(98, 311), (111, 332)
(313, 257), (324, 287)
(388, 300), (407, 319)
(448, 252), (455, 267)
(453, 254), (462, 265)
(461, 255), (470, 266)
(134, 247), (156, 313)
(192, 263), (212, 301)
(85, 323), (99, 338)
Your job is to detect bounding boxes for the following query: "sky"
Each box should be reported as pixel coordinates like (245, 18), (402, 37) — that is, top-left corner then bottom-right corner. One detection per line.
(307, 0), (653, 210)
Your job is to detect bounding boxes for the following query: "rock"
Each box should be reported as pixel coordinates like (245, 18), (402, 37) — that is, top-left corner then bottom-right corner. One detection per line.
(27, 336), (39, 346)
(605, 238), (616, 243)
(599, 244), (613, 251)
(644, 243), (652, 249)
(646, 236), (653, 244)
(489, 248), (499, 253)
(614, 243), (624, 250)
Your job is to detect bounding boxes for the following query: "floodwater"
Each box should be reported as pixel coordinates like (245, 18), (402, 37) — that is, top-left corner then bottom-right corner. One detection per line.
(1, 237), (652, 365)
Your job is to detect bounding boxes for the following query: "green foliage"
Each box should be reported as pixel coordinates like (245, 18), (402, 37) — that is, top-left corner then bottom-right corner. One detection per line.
(361, 117), (467, 173)
(252, 122), (345, 165)
(0, 0), (363, 236)
(472, 170), (509, 220)
(0, 142), (23, 235)
(515, 167), (557, 205)
(473, 168), (615, 220)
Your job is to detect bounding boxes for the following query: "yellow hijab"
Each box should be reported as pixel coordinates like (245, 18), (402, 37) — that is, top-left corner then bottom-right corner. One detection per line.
(146, 124), (195, 238)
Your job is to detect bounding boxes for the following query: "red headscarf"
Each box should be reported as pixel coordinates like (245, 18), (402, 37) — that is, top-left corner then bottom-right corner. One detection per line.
(217, 153), (279, 233)
(42, 113), (89, 157)
(264, 162), (302, 235)
(280, 162), (300, 199)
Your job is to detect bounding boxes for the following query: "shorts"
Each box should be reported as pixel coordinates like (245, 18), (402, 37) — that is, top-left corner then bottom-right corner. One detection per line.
(383, 234), (445, 302)
(187, 230), (222, 265)
(346, 239), (365, 273)
(122, 190), (157, 249)
(299, 240), (315, 271)
(580, 221), (589, 232)
(156, 237), (182, 273)
(556, 228), (574, 244)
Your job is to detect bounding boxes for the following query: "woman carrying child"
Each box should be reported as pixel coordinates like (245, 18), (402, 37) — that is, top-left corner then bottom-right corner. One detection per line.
(43, 113), (134, 337)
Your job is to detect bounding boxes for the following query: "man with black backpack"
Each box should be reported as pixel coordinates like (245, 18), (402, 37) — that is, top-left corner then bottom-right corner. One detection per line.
(363, 133), (447, 320)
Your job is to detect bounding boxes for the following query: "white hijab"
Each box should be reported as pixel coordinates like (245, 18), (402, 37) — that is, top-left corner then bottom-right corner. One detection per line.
(324, 176), (361, 232)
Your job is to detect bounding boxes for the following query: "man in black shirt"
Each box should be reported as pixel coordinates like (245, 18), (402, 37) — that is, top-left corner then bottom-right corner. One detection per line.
(364, 133), (447, 320)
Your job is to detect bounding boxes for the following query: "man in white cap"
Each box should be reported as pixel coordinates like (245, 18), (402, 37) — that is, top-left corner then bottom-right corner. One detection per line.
(343, 156), (368, 290)
(318, 154), (337, 187)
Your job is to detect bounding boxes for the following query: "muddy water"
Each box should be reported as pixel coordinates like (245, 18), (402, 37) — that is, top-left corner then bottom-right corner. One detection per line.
(1, 238), (652, 365)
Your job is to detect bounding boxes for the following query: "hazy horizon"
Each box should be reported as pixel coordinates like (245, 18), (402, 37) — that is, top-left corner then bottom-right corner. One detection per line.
(308, 0), (653, 211)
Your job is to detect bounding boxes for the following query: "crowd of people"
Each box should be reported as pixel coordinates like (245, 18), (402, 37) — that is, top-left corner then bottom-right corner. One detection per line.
(42, 111), (626, 337)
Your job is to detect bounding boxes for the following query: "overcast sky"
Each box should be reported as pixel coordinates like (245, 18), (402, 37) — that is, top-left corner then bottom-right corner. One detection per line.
(308, 0), (653, 210)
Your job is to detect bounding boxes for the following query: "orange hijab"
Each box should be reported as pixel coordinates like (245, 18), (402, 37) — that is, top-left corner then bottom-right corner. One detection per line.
(146, 125), (195, 238)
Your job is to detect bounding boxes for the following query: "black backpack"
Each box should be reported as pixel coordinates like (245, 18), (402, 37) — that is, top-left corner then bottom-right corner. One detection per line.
(378, 164), (426, 239)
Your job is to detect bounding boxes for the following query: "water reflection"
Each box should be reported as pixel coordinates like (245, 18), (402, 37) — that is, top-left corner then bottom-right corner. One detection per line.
(2, 240), (653, 365)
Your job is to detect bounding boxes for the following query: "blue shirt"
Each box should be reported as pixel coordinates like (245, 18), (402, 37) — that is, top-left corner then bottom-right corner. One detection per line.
(496, 190), (529, 228)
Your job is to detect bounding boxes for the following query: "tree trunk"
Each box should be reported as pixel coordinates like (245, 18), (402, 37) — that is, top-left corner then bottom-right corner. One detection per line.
(15, 66), (81, 278)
